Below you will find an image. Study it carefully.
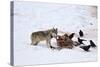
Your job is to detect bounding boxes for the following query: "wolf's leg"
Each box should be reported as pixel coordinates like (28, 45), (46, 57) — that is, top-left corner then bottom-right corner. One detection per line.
(34, 42), (39, 45)
(31, 41), (39, 46)
(46, 39), (55, 49)
(46, 39), (51, 48)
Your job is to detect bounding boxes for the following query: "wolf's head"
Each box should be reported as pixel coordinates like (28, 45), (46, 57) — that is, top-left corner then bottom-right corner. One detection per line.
(50, 28), (58, 38)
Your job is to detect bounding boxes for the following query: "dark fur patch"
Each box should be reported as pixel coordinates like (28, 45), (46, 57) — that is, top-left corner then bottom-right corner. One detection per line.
(57, 34), (73, 49)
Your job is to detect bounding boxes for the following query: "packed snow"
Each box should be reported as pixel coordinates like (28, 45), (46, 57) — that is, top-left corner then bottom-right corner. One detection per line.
(13, 1), (97, 66)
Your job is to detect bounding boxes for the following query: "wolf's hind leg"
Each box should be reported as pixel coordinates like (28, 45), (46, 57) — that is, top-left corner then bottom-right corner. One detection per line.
(31, 41), (39, 46)
(34, 42), (39, 45)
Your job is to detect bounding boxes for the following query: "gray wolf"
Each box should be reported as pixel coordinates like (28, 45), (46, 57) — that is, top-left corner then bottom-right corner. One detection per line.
(31, 28), (58, 48)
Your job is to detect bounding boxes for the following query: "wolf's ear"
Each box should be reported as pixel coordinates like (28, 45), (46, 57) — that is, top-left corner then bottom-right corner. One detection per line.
(52, 27), (55, 29)
(55, 28), (58, 34)
(55, 28), (58, 31)
(69, 33), (75, 39)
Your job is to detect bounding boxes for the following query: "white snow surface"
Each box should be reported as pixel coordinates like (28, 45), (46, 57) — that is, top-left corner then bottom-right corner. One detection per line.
(13, 1), (97, 66)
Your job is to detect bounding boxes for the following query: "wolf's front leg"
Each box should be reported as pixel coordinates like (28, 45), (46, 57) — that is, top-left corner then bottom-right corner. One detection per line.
(46, 39), (55, 49)
(46, 39), (51, 48)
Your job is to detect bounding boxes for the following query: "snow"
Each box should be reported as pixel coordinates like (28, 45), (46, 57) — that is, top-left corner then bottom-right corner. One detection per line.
(13, 1), (97, 66)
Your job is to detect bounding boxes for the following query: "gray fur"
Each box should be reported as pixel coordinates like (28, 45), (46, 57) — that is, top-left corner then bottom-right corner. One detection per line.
(31, 28), (58, 48)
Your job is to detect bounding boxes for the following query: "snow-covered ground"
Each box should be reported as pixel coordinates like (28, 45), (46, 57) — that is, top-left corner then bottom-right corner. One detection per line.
(13, 1), (97, 66)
